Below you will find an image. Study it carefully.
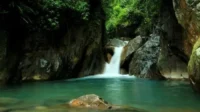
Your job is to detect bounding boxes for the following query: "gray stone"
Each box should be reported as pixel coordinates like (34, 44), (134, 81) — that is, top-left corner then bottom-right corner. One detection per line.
(129, 35), (164, 79)
(126, 36), (143, 57)
(120, 36), (144, 70)
(107, 38), (128, 47)
(40, 59), (48, 68)
(196, 3), (200, 10)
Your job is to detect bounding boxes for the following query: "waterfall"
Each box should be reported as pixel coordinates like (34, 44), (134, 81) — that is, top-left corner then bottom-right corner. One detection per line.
(69, 46), (136, 80)
(103, 47), (123, 75)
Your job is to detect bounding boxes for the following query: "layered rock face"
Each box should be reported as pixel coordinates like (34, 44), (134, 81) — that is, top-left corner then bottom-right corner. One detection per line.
(173, 0), (200, 92)
(0, 0), (105, 84)
(129, 35), (165, 79)
(157, 0), (188, 79)
(173, 0), (200, 57)
(121, 0), (188, 80)
(121, 36), (143, 68)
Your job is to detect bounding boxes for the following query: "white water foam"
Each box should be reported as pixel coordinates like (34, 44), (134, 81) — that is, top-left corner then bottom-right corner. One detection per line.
(67, 46), (136, 81)
(67, 74), (135, 81)
(69, 46), (135, 80)
(104, 47), (123, 75)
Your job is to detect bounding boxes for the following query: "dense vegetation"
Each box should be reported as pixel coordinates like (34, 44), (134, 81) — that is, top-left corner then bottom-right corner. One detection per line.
(0, 0), (105, 84)
(102, 0), (162, 38)
(1, 0), (161, 36)
(0, 0), (90, 31)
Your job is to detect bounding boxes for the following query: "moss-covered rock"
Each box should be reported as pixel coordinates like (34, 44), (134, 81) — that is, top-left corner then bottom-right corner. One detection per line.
(173, 0), (200, 92)
(173, 0), (200, 57)
(188, 39), (200, 92)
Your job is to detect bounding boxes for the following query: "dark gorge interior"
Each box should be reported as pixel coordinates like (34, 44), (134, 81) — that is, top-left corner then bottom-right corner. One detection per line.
(0, 0), (200, 112)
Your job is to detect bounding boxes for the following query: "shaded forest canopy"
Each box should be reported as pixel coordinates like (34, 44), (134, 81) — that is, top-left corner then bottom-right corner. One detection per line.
(0, 0), (184, 85)
(0, 0), (161, 35)
(0, 0), (90, 31)
(102, 0), (162, 37)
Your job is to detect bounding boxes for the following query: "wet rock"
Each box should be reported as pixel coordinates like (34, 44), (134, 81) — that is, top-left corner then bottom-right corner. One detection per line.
(68, 94), (147, 112)
(69, 94), (111, 110)
(106, 53), (112, 64)
(173, 0), (200, 57)
(120, 68), (128, 74)
(19, 49), (62, 81)
(125, 36), (144, 58)
(152, 0), (189, 80)
(107, 38), (128, 47)
(158, 55), (188, 79)
(104, 46), (114, 64)
(188, 39), (200, 92)
(121, 36), (144, 68)
(173, 0), (200, 92)
(157, 33), (188, 79)
(0, 0), (105, 84)
(39, 59), (48, 68)
(129, 35), (165, 79)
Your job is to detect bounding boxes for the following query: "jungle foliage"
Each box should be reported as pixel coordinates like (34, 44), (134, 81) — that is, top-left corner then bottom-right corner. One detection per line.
(102, 0), (162, 37)
(0, 0), (90, 31)
(0, 0), (161, 36)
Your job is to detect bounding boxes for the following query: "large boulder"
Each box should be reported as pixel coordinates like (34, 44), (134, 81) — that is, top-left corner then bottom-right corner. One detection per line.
(173, 0), (200, 57)
(156, 0), (188, 80)
(121, 36), (144, 70)
(129, 35), (165, 79)
(68, 94), (146, 112)
(158, 54), (188, 79)
(188, 39), (200, 92)
(125, 36), (144, 59)
(173, 0), (200, 92)
(69, 94), (111, 110)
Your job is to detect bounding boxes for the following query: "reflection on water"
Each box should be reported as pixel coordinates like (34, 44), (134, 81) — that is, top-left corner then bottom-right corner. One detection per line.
(0, 77), (200, 112)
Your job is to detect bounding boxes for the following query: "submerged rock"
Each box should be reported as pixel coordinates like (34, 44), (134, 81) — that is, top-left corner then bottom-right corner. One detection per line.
(69, 94), (111, 110)
(68, 94), (146, 112)
(129, 35), (165, 79)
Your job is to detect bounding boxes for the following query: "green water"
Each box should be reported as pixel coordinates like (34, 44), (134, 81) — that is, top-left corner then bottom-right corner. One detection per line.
(0, 77), (200, 112)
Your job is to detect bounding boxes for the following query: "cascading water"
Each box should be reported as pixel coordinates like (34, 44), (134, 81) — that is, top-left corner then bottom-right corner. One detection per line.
(104, 47), (123, 75)
(71, 45), (135, 80)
